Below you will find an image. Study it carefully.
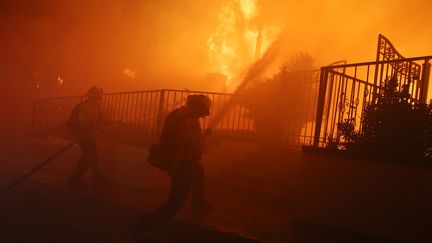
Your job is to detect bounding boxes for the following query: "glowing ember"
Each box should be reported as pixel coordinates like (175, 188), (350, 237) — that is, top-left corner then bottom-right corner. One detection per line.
(35, 73), (40, 88)
(123, 68), (136, 79)
(57, 76), (64, 86)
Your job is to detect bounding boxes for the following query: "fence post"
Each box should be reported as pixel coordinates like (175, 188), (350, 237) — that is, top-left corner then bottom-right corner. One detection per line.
(420, 59), (431, 104)
(313, 67), (328, 147)
(372, 35), (382, 100)
(156, 89), (166, 138)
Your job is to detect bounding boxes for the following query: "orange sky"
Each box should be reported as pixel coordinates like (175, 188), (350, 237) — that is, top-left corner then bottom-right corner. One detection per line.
(1, 0), (432, 95)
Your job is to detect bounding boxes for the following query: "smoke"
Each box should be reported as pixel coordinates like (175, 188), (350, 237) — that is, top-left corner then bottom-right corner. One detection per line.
(207, 35), (284, 127)
(2, 0), (432, 94)
(239, 35), (284, 89)
(1, 0), (432, 159)
(1, 0), (432, 99)
(257, 0), (432, 64)
(1, 0), (225, 94)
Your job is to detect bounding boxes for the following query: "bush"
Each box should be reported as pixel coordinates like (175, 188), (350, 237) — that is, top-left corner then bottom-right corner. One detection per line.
(338, 75), (432, 165)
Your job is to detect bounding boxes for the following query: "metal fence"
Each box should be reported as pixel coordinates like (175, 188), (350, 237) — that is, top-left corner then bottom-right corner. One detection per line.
(31, 90), (248, 146)
(31, 70), (322, 148)
(313, 35), (432, 147)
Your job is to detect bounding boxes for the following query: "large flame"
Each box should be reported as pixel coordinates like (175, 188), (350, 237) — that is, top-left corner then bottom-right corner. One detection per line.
(238, 0), (258, 20)
(207, 0), (280, 89)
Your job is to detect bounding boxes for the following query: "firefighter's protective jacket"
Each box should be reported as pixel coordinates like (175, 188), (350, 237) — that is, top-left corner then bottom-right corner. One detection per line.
(68, 99), (103, 135)
(158, 106), (204, 163)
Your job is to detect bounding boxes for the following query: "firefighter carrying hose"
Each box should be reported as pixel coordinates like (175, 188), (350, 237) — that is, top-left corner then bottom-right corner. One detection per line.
(135, 94), (214, 233)
(67, 86), (109, 190)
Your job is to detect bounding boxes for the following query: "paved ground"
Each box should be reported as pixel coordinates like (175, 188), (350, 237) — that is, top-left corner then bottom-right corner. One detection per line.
(0, 138), (296, 242)
(0, 182), (266, 242)
(1, 136), (413, 242)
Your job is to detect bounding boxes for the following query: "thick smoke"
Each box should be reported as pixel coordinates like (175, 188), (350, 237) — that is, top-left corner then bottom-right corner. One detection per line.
(1, 0), (432, 144)
(2, 0), (432, 94)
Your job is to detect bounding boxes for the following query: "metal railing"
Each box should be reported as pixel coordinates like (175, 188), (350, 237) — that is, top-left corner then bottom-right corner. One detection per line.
(31, 70), (322, 148)
(313, 56), (432, 147)
(30, 89), (253, 146)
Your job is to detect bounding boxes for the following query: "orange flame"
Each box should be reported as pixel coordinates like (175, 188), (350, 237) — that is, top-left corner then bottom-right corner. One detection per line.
(207, 0), (280, 89)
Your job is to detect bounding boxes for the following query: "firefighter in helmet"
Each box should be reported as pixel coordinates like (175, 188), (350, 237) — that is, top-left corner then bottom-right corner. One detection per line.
(67, 86), (107, 190)
(135, 94), (213, 233)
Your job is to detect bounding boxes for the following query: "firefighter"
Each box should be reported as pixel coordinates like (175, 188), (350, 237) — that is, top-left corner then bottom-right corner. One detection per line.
(67, 86), (108, 190)
(136, 94), (214, 232)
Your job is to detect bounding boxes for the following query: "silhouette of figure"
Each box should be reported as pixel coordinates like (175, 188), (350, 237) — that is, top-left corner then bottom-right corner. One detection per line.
(136, 94), (213, 232)
(67, 86), (107, 190)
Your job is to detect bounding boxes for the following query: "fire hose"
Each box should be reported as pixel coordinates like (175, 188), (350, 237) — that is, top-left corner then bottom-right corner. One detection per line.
(4, 124), (124, 190)
(5, 140), (78, 190)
